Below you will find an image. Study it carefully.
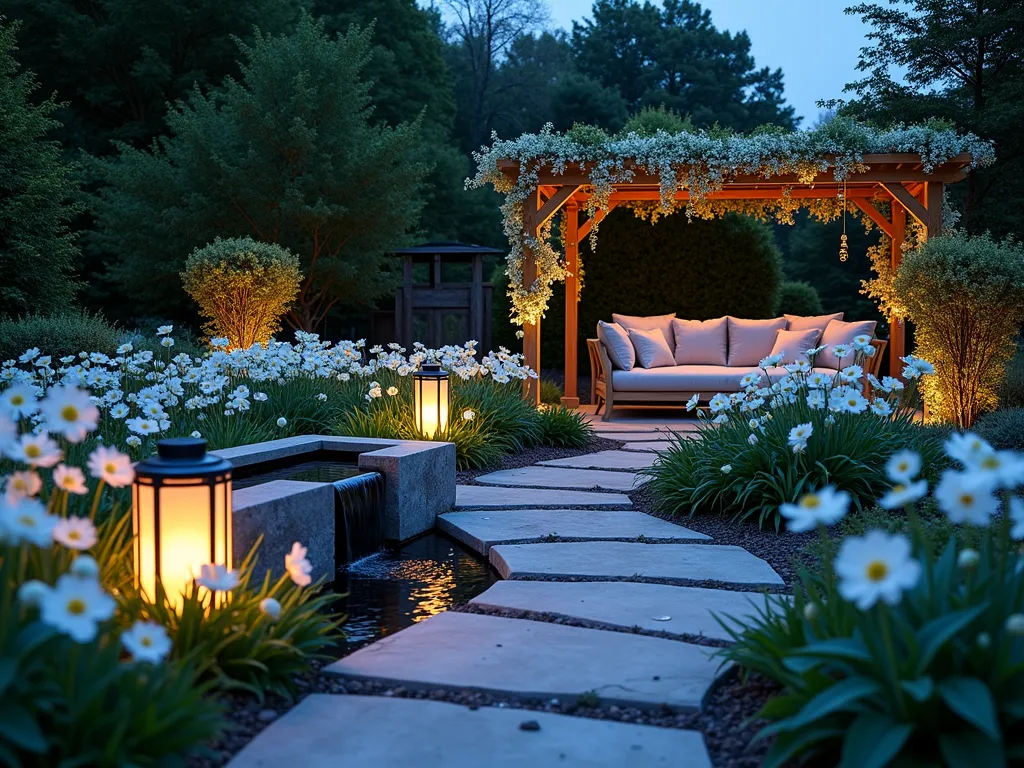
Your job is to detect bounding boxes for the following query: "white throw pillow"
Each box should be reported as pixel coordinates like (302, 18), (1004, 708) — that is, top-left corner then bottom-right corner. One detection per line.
(597, 321), (635, 371)
(726, 317), (788, 367)
(612, 312), (677, 352)
(784, 312), (844, 335)
(628, 328), (676, 369)
(818, 319), (878, 369)
(672, 317), (728, 366)
(769, 328), (823, 364)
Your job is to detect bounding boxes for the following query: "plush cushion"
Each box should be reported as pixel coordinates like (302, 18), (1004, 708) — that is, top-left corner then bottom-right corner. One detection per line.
(726, 317), (787, 367)
(672, 317), (728, 366)
(785, 312), (844, 334)
(611, 365), (837, 393)
(597, 321), (635, 371)
(818, 319), (878, 369)
(613, 312), (676, 352)
(628, 328), (675, 369)
(769, 328), (823, 365)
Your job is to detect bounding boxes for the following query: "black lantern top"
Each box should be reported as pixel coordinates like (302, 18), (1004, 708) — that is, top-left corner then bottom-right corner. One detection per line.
(135, 438), (233, 480)
(413, 362), (449, 380)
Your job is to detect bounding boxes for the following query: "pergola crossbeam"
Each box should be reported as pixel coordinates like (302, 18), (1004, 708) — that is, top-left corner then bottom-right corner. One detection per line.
(535, 184), (582, 228)
(854, 199), (896, 238)
(880, 182), (929, 227)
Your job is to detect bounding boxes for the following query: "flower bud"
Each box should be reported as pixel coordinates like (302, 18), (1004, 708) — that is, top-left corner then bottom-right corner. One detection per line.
(276, 417), (287, 428)
(17, 579), (50, 607)
(976, 632), (991, 649)
(260, 597), (282, 621)
(70, 554), (100, 580)
(803, 602), (819, 621)
(1006, 614), (1024, 636)
(957, 549), (980, 571)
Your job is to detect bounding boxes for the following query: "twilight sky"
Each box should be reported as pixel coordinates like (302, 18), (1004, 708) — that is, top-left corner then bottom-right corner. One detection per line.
(545, 0), (874, 125)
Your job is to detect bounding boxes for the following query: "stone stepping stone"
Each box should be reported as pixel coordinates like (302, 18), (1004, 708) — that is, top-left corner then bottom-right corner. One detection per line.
(591, 421), (700, 434)
(455, 485), (631, 508)
(227, 694), (712, 768)
(474, 466), (648, 491)
(438, 509), (708, 554)
(471, 581), (772, 642)
(324, 611), (721, 711)
(621, 441), (675, 453)
(598, 431), (675, 442)
(537, 450), (657, 470)
(490, 541), (784, 587)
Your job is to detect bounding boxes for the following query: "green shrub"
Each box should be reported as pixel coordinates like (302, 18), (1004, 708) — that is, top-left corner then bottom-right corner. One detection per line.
(0, 310), (120, 363)
(493, 210), (784, 370)
(894, 232), (1024, 428)
(619, 105), (693, 137)
(642, 351), (939, 529)
(182, 237), (302, 349)
(775, 280), (824, 316)
(719, 439), (1024, 767)
(540, 378), (564, 405)
(974, 407), (1024, 451)
(537, 405), (594, 448)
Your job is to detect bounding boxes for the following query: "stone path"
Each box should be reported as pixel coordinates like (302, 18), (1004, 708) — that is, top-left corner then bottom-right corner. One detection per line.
(239, 412), (779, 767)
(229, 695), (712, 768)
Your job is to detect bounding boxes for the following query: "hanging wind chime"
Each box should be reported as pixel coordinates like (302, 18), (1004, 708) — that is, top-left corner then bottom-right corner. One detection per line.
(838, 180), (849, 263)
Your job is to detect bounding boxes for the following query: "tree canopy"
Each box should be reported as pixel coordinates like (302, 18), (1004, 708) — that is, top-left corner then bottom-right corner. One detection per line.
(93, 15), (429, 330)
(0, 19), (82, 316)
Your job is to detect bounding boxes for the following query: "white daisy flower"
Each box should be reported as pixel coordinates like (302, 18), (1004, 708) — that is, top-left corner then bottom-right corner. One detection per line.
(4, 470), (42, 501)
(879, 480), (929, 509)
(788, 422), (813, 453)
(708, 393), (731, 413)
(38, 386), (99, 443)
(195, 564), (239, 592)
(779, 485), (850, 532)
(285, 541), (313, 587)
(0, 497), (57, 546)
(7, 432), (63, 468)
(835, 530), (921, 609)
(53, 516), (98, 550)
(126, 417), (161, 435)
(1011, 497), (1024, 540)
(943, 432), (993, 468)
(685, 393), (700, 411)
(886, 450), (921, 483)
(934, 470), (999, 526)
(39, 573), (116, 643)
(122, 620), (172, 663)
(156, 325), (173, 336)
(0, 382), (39, 419)
(53, 464), (88, 495)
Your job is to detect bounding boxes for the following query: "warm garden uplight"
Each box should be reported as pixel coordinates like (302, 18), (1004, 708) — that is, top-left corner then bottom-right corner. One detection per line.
(132, 438), (233, 611)
(413, 363), (449, 438)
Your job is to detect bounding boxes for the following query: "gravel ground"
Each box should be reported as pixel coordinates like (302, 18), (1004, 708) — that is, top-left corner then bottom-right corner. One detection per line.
(192, 661), (777, 768)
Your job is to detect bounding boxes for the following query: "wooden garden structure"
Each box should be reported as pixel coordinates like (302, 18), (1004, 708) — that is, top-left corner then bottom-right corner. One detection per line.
(494, 153), (976, 405)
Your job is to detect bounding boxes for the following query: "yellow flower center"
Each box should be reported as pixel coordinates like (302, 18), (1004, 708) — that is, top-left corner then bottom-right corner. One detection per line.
(800, 495), (820, 509)
(981, 455), (1000, 469)
(897, 462), (908, 473)
(960, 493), (975, 507)
(105, 462), (117, 473)
(62, 477), (76, 489)
(11, 395), (23, 406)
(866, 561), (889, 582)
(18, 514), (36, 527)
(67, 529), (81, 540)
(12, 478), (26, 491)
(67, 598), (86, 615)
(25, 444), (40, 458)
(848, 399), (858, 406)
(140, 636), (152, 647)
(61, 405), (79, 422)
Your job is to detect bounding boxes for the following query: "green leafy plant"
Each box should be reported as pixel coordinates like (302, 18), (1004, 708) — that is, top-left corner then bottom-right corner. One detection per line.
(775, 280), (824, 316)
(719, 434), (1024, 767)
(0, 310), (120, 363)
(893, 232), (1024, 428)
(181, 237), (302, 349)
(539, 378), (564, 405)
(536, 405), (593, 448)
(975, 407), (1024, 452)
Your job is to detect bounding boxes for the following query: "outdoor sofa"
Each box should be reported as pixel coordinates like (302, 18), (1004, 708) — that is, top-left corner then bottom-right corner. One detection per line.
(587, 312), (886, 421)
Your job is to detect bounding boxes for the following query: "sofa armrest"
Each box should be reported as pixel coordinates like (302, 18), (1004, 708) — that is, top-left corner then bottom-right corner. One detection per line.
(587, 338), (610, 384)
(868, 339), (887, 379)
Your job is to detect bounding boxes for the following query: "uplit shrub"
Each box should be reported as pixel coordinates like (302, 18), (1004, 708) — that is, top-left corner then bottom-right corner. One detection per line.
(0, 310), (120, 363)
(894, 232), (1024, 428)
(181, 237), (302, 349)
(643, 342), (941, 529)
(720, 434), (1024, 767)
(774, 280), (823, 316)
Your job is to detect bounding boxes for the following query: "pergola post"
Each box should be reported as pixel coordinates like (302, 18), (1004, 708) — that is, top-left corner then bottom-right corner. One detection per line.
(521, 188), (542, 404)
(561, 200), (580, 408)
(889, 204), (907, 376)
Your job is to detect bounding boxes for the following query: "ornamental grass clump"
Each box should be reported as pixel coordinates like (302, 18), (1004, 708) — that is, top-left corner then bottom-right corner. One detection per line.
(0, 396), (343, 762)
(642, 339), (943, 529)
(893, 232), (1024, 428)
(720, 433), (1024, 768)
(182, 237), (302, 350)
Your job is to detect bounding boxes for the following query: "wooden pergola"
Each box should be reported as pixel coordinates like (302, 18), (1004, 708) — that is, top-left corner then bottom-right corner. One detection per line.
(496, 153), (975, 405)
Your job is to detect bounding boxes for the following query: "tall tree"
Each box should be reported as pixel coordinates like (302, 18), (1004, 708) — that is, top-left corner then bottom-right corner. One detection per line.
(573, 0), (798, 131)
(5, 0), (306, 154)
(0, 19), (82, 316)
(441, 0), (549, 150)
(92, 16), (429, 331)
(841, 0), (1024, 235)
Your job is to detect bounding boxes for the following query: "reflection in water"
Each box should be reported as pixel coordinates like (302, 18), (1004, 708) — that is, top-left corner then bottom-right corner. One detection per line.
(335, 533), (497, 654)
(233, 460), (366, 489)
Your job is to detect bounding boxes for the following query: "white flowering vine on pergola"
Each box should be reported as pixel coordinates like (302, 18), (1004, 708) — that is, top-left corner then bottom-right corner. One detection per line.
(469, 121), (994, 405)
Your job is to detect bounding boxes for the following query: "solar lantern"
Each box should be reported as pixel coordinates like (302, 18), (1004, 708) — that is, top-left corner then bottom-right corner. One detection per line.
(413, 362), (450, 439)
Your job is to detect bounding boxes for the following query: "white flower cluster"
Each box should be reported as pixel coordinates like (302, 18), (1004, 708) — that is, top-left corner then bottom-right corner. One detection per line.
(0, 330), (538, 446)
(468, 120), (996, 326)
(688, 338), (933, 454)
(780, 432), (1024, 612)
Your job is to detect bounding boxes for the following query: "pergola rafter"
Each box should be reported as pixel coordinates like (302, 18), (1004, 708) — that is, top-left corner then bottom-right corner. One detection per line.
(499, 153), (975, 406)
